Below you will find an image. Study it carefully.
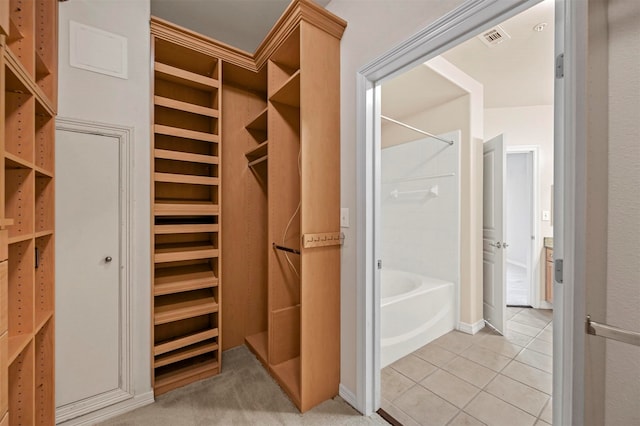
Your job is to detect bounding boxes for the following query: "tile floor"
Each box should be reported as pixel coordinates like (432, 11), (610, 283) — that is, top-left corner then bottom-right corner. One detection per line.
(381, 308), (553, 426)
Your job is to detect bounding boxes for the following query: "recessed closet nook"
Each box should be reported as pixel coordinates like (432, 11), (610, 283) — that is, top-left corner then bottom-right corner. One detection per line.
(150, 0), (345, 412)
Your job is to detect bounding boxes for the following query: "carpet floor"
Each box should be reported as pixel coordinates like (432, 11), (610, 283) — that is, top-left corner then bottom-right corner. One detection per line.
(100, 345), (386, 426)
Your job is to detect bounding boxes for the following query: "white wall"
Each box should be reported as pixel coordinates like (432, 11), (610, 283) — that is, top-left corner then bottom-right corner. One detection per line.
(604, 0), (640, 423)
(381, 133), (460, 283)
(485, 105), (553, 306)
(58, 0), (152, 409)
(325, 0), (467, 397)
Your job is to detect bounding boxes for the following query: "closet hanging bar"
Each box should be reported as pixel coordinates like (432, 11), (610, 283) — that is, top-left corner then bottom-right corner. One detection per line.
(381, 115), (454, 145)
(272, 243), (301, 255)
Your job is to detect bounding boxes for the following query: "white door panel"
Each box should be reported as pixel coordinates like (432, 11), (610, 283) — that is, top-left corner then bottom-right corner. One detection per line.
(483, 135), (506, 334)
(55, 130), (121, 407)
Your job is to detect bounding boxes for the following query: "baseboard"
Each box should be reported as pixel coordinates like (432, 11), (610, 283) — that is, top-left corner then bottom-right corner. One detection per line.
(457, 319), (485, 335)
(339, 383), (358, 411)
(538, 300), (553, 310)
(58, 391), (154, 426)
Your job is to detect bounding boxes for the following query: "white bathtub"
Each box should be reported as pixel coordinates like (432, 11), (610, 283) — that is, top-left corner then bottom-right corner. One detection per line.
(381, 269), (455, 368)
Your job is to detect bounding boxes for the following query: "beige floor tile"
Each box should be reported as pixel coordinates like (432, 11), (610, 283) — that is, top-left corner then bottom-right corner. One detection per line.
(510, 312), (550, 329)
(477, 334), (524, 358)
(506, 307), (523, 320)
(524, 308), (553, 322)
(414, 344), (457, 367)
(526, 337), (553, 356)
(508, 320), (544, 337)
(539, 399), (552, 423)
(442, 356), (497, 388)
(382, 366), (415, 402)
(448, 412), (485, 426)
(461, 345), (511, 372)
(503, 329), (535, 347)
(537, 328), (553, 343)
(433, 331), (477, 354)
(484, 374), (549, 416)
(501, 360), (552, 394)
(391, 354), (438, 382)
(380, 399), (421, 426)
(420, 369), (480, 408)
(515, 348), (553, 373)
(465, 392), (536, 426)
(394, 385), (459, 426)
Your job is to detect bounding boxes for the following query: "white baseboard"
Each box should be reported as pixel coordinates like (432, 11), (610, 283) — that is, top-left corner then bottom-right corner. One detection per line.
(58, 391), (154, 426)
(538, 300), (553, 310)
(457, 319), (485, 335)
(339, 383), (358, 411)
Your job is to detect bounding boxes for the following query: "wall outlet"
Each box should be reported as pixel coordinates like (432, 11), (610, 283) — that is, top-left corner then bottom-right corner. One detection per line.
(542, 210), (551, 221)
(340, 208), (350, 228)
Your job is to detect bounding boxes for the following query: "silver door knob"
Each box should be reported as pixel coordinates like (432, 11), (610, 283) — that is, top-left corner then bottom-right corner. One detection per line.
(502, 242), (509, 248)
(489, 242), (502, 248)
(105, 256), (113, 263)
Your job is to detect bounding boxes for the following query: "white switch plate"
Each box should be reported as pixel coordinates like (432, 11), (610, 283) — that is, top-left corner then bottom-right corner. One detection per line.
(340, 208), (349, 228)
(542, 210), (550, 221)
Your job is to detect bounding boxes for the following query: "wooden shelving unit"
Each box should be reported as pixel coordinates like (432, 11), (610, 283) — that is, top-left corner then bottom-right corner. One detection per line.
(151, 35), (222, 396)
(151, 0), (344, 411)
(1, 0), (58, 424)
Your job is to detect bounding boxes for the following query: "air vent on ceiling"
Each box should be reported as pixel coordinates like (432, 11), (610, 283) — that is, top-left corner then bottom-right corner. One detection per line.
(478, 25), (511, 47)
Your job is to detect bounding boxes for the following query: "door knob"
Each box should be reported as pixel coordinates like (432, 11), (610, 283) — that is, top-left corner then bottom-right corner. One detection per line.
(502, 242), (509, 248)
(489, 242), (502, 249)
(105, 256), (113, 263)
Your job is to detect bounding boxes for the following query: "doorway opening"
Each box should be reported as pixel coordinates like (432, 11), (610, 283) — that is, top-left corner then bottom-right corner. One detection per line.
(366, 0), (558, 424)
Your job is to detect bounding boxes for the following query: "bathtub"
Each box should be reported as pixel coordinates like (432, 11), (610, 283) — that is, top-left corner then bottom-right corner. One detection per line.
(381, 269), (455, 368)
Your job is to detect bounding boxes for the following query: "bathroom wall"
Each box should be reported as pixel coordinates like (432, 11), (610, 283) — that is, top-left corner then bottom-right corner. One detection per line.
(381, 132), (460, 284)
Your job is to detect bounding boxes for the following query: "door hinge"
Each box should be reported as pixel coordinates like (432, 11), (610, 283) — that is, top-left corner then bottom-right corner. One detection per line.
(377, 259), (382, 270)
(556, 53), (564, 79)
(555, 259), (563, 283)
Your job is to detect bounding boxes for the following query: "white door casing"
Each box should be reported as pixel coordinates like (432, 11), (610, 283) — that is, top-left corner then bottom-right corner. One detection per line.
(55, 118), (133, 423)
(482, 135), (506, 334)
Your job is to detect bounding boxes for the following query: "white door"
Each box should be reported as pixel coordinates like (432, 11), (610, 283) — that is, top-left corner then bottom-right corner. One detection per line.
(483, 135), (506, 334)
(55, 130), (121, 408)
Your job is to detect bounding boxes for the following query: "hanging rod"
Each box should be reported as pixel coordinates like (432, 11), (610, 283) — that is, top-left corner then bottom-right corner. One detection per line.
(272, 243), (301, 255)
(381, 115), (454, 145)
(385, 172), (455, 184)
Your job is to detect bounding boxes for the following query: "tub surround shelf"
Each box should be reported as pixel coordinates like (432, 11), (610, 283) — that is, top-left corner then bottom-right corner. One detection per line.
(150, 0), (344, 408)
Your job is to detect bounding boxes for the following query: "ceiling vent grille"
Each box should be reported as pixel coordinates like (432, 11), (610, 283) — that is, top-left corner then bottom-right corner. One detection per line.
(478, 25), (511, 47)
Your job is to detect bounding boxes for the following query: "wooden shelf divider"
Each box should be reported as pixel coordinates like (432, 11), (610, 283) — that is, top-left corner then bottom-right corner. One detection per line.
(154, 294), (218, 325)
(154, 149), (219, 165)
(155, 62), (219, 91)
(154, 96), (219, 118)
(155, 328), (219, 356)
(154, 341), (219, 368)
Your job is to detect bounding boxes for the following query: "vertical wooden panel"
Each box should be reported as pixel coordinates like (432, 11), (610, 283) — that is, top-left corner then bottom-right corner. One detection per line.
(299, 22), (341, 412)
(0, 262), (7, 333)
(0, 332), (7, 418)
(8, 340), (34, 425)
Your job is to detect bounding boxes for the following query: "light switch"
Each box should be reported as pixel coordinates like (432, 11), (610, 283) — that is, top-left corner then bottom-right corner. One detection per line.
(542, 210), (550, 221)
(340, 208), (350, 228)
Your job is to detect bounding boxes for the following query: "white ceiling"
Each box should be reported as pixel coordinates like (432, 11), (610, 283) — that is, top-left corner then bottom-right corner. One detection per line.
(382, 0), (555, 120)
(150, 0), (331, 53)
(382, 65), (466, 119)
(442, 0), (555, 108)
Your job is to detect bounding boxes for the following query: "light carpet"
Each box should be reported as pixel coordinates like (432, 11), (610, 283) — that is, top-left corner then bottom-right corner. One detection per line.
(100, 345), (386, 425)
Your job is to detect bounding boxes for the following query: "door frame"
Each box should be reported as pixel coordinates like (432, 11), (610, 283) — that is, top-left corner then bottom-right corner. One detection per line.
(354, 0), (586, 423)
(54, 118), (135, 423)
(505, 146), (540, 308)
